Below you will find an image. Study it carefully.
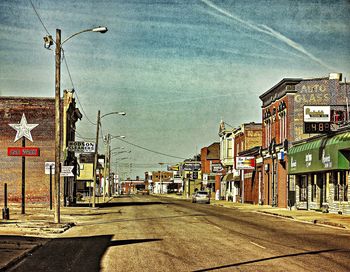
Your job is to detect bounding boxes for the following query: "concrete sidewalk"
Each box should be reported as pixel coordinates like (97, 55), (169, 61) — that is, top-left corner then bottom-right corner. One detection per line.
(0, 197), (114, 271)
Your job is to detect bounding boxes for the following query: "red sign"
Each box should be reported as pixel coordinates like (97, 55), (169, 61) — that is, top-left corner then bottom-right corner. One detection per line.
(7, 147), (40, 157)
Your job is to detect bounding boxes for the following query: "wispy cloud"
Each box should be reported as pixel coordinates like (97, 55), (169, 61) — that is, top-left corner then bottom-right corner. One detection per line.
(200, 0), (335, 70)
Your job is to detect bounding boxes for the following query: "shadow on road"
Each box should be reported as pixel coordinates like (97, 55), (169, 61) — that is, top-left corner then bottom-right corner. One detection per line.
(193, 248), (344, 272)
(9, 235), (162, 272)
(78, 213), (207, 226)
(73, 201), (171, 208)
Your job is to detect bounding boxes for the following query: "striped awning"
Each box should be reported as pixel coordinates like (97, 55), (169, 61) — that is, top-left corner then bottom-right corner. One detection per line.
(288, 131), (350, 174)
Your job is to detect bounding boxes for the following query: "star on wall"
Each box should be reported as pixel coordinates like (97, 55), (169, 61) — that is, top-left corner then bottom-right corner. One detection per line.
(9, 113), (39, 142)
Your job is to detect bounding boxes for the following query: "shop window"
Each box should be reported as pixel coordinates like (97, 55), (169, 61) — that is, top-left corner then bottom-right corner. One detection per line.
(335, 172), (348, 201)
(300, 176), (307, 202)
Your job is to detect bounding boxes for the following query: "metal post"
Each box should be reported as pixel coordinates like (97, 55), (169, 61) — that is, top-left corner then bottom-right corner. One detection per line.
(93, 110), (100, 208)
(50, 165), (53, 210)
(21, 137), (25, 214)
(54, 28), (61, 223)
(2, 183), (9, 220)
(103, 134), (110, 202)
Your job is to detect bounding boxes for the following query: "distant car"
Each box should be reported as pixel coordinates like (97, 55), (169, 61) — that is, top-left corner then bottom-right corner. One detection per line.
(192, 191), (210, 204)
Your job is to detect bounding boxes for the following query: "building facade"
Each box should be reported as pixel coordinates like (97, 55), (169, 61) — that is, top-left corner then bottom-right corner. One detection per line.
(260, 73), (349, 208)
(0, 91), (80, 204)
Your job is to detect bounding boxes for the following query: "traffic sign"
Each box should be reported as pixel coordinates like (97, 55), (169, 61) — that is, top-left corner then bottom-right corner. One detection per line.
(60, 166), (74, 177)
(45, 162), (55, 174)
(67, 141), (95, 153)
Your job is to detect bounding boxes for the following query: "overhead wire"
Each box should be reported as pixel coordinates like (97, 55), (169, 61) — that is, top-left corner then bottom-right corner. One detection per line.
(28, 0), (51, 36)
(114, 138), (187, 160)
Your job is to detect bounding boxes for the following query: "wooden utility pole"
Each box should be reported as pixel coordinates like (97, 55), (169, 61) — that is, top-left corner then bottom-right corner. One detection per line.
(54, 29), (61, 223)
(93, 110), (100, 208)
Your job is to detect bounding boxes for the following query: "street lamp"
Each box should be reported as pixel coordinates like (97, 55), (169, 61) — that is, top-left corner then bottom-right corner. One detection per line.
(93, 113), (126, 207)
(54, 26), (108, 223)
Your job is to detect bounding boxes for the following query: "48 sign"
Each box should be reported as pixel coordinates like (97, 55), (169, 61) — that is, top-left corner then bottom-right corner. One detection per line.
(68, 141), (95, 153)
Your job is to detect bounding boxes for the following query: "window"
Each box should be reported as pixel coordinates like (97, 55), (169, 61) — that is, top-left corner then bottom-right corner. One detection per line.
(227, 138), (232, 159)
(311, 179), (316, 202)
(335, 171), (348, 201)
(300, 176), (307, 201)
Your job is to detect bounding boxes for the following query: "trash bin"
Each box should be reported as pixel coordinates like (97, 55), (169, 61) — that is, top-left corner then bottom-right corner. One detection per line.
(2, 207), (10, 220)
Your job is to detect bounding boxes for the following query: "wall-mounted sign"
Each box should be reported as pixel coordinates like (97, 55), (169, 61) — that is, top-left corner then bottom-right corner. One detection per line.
(182, 162), (201, 171)
(167, 165), (179, 171)
(236, 156), (255, 170)
(304, 106), (330, 123)
(7, 147), (40, 157)
(9, 113), (39, 142)
(211, 163), (223, 173)
(304, 122), (331, 134)
(68, 141), (95, 153)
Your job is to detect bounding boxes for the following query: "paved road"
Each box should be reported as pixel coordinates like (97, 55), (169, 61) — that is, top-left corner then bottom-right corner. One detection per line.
(10, 195), (350, 272)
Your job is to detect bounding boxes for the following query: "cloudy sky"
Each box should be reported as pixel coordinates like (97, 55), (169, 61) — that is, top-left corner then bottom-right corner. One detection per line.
(1, 0), (349, 177)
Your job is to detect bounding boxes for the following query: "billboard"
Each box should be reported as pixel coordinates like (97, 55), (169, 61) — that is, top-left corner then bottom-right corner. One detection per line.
(236, 156), (255, 170)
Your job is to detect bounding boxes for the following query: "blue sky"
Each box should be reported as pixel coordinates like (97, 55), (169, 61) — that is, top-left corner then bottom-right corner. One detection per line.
(1, 0), (349, 177)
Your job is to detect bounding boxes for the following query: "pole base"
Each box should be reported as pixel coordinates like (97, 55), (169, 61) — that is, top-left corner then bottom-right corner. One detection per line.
(2, 208), (10, 220)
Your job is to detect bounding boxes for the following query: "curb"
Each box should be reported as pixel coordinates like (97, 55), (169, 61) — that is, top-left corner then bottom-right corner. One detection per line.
(0, 242), (45, 272)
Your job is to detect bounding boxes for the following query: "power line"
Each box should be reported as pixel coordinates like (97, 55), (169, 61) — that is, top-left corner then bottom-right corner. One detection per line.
(114, 138), (187, 160)
(61, 51), (97, 126)
(28, 0), (51, 36)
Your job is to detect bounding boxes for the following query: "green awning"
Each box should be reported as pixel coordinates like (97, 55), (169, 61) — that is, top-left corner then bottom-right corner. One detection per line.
(288, 131), (350, 174)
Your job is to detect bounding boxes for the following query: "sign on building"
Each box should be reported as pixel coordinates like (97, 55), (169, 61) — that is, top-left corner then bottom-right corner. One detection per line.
(7, 147), (40, 157)
(68, 141), (95, 153)
(236, 156), (255, 170)
(211, 163), (223, 173)
(304, 106), (331, 123)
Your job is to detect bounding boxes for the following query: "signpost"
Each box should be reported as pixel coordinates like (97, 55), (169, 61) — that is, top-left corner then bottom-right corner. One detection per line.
(60, 166), (74, 177)
(45, 162), (55, 210)
(8, 113), (39, 214)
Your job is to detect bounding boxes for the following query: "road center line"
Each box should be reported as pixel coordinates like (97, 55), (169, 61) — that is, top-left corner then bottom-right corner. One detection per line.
(250, 241), (266, 249)
(213, 226), (222, 230)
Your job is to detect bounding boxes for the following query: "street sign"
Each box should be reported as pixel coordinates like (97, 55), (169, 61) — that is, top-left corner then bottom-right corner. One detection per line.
(7, 147), (40, 157)
(45, 162), (55, 175)
(60, 166), (74, 177)
(67, 141), (95, 153)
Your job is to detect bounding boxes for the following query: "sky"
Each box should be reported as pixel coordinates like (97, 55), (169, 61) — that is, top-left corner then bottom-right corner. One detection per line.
(1, 0), (350, 178)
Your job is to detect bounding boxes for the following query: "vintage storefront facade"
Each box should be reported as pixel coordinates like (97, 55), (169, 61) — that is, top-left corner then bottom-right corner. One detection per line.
(288, 129), (350, 214)
(260, 73), (349, 208)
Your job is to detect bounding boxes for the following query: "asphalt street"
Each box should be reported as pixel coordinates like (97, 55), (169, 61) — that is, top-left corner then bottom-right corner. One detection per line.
(9, 195), (350, 272)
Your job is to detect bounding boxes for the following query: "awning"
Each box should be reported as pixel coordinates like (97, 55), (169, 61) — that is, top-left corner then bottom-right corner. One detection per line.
(288, 131), (350, 174)
(221, 173), (240, 182)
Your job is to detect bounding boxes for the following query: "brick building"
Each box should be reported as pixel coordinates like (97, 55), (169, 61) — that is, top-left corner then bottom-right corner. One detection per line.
(259, 73), (349, 208)
(0, 91), (81, 205)
(200, 142), (222, 197)
(234, 123), (262, 204)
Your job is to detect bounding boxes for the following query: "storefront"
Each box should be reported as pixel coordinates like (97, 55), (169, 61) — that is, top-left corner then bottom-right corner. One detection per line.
(288, 130), (350, 214)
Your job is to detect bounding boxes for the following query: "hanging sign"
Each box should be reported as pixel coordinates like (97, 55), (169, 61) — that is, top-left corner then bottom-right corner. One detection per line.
(7, 147), (40, 157)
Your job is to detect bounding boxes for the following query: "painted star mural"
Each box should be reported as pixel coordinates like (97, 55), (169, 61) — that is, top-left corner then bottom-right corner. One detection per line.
(9, 113), (39, 142)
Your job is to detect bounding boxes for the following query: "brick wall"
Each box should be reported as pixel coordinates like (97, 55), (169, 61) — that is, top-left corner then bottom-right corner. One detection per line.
(0, 97), (55, 203)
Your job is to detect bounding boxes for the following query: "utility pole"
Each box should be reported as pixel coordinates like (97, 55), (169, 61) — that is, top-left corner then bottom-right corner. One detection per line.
(54, 29), (61, 224)
(103, 134), (110, 201)
(93, 110), (100, 208)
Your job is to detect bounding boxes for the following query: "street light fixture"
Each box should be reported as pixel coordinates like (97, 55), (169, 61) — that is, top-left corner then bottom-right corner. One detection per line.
(93, 112), (126, 207)
(54, 26), (107, 223)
